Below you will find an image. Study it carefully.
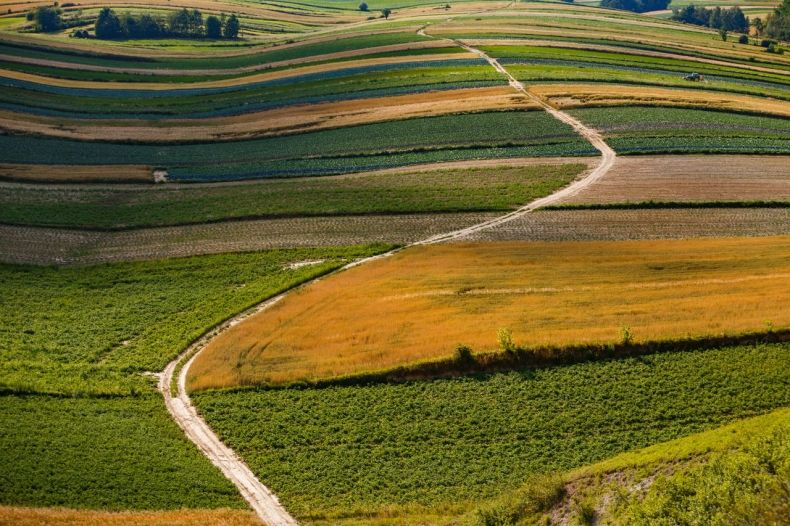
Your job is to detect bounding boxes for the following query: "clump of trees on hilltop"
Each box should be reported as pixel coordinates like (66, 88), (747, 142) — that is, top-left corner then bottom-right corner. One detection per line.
(671, 5), (749, 33)
(600, 0), (669, 14)
(93, 8), (240, 39)
(764, 0), (790, 41)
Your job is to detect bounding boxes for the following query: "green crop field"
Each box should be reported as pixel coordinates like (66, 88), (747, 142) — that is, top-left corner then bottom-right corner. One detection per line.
(570, 107), (790, 154)
(0, 245), (387, 396)
(0, 163), (587, 228)
(0, 112), (595, 180)
(193, 342), (790, 521)
(0, 394), (246, 510)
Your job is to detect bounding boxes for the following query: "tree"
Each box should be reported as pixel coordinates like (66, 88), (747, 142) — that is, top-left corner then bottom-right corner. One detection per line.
(381, 7), (392, 18)
(95, 7), (123, 39)
(765, 0), (790, 41)
(738, 33), (749, 43)
(752, 16), (764, 36)
(719, 27), (728, 40)
(205, 15), (221, 38)
(137, 14), (163, 38)
(223, 14), (239, 39)
(33, 6), (61, 32)
(168, 8), (191, 35)
(601, 0), (668, 14)
(358, 2), (368, 11)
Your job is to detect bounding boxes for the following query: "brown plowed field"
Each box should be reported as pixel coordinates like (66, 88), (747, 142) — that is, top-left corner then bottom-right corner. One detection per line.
(558, 155), (790, 204)
(0, 164), (153, 183)
(187, 236), (790, 390)
(465, 208), (790, 241)
(0, 213), (498, 266)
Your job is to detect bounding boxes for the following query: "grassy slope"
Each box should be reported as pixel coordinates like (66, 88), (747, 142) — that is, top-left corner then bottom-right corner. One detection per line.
(466, 407), (790, 526)
(192, 343), (790, 522)
(0, 164), (586, 229)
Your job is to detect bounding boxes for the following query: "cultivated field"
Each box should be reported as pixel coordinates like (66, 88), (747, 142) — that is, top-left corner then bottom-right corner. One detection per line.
(466, 207), (790, 241)
(556, 155), (790, 204)
(2, 0), (789, 524)
(189, 236), (790, 389)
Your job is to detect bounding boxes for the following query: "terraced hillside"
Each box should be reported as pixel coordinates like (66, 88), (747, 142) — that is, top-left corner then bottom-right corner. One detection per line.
(1, 0), (789, 525)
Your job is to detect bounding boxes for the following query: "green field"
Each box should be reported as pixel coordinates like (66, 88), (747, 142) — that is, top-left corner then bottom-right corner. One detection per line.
(0, 246), (388, 396)
(570, 107), (790, 154)
(0, 164), (586, 229)
(0, 394), (246, 510)
(0, 112), (595, 181)
(193, 342), (790, 521)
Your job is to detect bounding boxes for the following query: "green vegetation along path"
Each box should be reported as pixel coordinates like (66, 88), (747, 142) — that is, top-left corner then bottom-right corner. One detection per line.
(160, 18), (618, 526)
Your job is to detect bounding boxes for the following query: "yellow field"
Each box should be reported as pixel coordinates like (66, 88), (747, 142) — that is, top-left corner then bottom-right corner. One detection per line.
(0, 506), (262, 526)
(530, 83), (790, 118)
(189, 236), (790, 390)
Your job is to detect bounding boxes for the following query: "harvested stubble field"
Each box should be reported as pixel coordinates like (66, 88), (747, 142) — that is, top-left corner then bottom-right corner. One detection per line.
(188, 236), (790, 389)
(465, 207), (790, 241)
(0, 214), (490, 266)
(0, 161), (590, 228)
(192, 343), (790, 521)
(556, 155), (790, 205)
(529, 84), (790, 119)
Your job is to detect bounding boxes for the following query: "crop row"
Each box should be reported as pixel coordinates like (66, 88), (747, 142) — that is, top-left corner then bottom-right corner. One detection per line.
(1, 64), (500, 117)
(0, 31), (432, 71)
(570, 107), (790, 154)
(0, 163), (588, 229)
(505, 62), (790, 101)
(192, 342), (790, 519)
(487, 45), (790, 86)
(0, 112), (595, 181)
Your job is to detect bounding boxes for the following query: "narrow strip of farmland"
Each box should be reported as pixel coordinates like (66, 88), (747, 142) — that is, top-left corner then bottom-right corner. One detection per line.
(159, 14), (619, 526)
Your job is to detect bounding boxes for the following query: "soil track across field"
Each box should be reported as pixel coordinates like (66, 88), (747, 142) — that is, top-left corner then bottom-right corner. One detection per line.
(157, 31), (619, 525)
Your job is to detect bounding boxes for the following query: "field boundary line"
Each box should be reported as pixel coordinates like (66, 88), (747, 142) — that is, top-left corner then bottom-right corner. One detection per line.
(160, 13), (618, 526)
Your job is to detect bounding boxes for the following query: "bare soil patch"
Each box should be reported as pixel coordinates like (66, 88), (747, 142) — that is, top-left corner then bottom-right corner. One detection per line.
(0, 164), (153, 184)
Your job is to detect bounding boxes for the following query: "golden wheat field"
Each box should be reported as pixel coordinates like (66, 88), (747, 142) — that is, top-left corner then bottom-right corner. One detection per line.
(188, 236), (790, 390)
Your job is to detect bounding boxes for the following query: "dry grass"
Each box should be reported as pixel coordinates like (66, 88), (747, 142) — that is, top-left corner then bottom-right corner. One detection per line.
(558, 155), (790, 204)
(0, 87), (534, 142)
(0, 506), (261, 526)
(188, 236), (790, 390)
(0, 164), (153, 183)
(530, 84), (790, 118)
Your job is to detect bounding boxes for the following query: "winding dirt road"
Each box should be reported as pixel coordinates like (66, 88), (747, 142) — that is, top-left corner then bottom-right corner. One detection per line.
(158, 26), (616, 526)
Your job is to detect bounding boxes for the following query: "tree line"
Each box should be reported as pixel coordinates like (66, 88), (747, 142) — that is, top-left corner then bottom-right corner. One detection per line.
(671, 5), (748, 33)
(27, 5), (240, 39)
(94, 8), (239, 39)
(600, 0), (669, 14)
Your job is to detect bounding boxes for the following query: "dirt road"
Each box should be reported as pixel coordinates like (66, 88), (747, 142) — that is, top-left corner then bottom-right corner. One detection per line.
(158, 24), (616, 526)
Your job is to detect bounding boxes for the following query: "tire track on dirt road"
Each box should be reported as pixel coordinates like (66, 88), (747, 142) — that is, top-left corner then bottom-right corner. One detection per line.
(160, 17), (617, 526)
